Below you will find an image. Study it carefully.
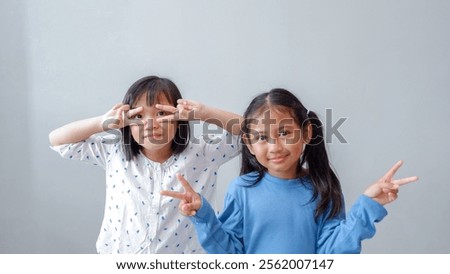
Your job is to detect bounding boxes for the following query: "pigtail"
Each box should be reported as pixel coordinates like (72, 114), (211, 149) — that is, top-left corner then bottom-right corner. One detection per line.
(301, 110), (343, 220)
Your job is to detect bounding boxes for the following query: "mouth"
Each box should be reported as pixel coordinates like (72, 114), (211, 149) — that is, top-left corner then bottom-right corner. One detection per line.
(144, 133), (163, 139)
(268, 155), (288, 163)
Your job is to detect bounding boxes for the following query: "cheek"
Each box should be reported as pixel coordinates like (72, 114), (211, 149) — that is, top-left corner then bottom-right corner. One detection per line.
(287, 142), (303, 157)
(163, 123), (177, 138)
(249, 145), (265, 159)
(130, 126), (142, 137)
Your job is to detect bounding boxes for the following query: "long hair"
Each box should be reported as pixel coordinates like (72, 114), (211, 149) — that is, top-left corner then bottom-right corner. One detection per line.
(121, 76), (190, 161)
(240, 88), (343, 220)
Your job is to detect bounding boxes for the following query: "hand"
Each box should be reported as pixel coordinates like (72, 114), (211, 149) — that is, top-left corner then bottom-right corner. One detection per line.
(160, 173), (202, 216)
(101, 103), (143, 130)
(364, 160), (418, 205)
(156, 99), (204, 122)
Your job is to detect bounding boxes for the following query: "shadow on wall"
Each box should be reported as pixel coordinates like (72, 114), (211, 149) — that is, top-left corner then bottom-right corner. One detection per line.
(0, 0), (37, 253)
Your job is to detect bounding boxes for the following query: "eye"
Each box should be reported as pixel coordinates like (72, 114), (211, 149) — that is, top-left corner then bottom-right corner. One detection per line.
(279, 130), (290, 137)
(156, 111), (166, 117)
(258, 135), (268, 142)
(130, 114), (143, 120)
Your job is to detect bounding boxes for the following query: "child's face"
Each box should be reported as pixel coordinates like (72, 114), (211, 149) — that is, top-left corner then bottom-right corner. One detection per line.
(245, 108), (311, 179)
(129, 93), (177, 160)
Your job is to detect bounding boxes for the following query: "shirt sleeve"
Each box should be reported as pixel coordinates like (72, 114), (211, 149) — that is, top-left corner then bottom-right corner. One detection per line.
(190, 194), (245, 254)
(316, 195), (388, 254)
(199, 129), (241, 166)
(49, 134), (118, 168)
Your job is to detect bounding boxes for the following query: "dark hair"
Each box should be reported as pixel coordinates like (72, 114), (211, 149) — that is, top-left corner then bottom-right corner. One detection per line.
(121, 76), (190, 161)
(240, 88), (343, 220)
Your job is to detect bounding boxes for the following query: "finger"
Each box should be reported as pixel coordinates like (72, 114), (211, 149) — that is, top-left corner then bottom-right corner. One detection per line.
(379, 182), (399, 190)
(112, 103), (123, 110)
(382, 188), (399, 194)
(393, 176), (419, 186)
(155, 104), (178, 113)
(116, 105), (130, 116)
(157, 114), (176, 123)
(182, 204), (198, 216)
(388, 192), (398, 202)
(176, 173), (195, 193)
(160, 190), (185, 200)
(382, 160), (404, 181)
(115, 106), (130, 122)
(127, 106), (143, 118)
(177, 99), (193, 110)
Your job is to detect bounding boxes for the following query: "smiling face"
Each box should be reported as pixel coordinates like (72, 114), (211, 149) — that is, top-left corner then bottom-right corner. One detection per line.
(245, 108), (311, 179)
(129, 93), (177, 162)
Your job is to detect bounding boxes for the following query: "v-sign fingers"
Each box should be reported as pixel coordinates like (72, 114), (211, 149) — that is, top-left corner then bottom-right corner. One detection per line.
(393, 176), (419, 186)
(127, 106), (143, 118)
(160, 190), (185, 200)
(155, 104), (178, 113)
(176, 173), (195, 193)
(382, 160), (404, 181)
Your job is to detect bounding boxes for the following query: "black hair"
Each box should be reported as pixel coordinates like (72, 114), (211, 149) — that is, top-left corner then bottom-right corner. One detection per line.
(240, 88), (343, 220)
(121, 76), (190, 161)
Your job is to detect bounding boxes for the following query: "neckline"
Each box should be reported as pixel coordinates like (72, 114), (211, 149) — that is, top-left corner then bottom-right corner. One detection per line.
(141, 152), (177, 168)
(263, 172), (305, 185)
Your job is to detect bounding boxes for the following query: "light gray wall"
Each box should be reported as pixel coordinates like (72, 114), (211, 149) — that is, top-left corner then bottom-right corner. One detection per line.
(1, 0), (449, 253)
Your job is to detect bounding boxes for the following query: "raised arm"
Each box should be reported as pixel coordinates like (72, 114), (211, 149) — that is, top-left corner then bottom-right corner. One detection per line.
(49, 103), (143, 146)
(156, 99), (243, 135)
(317, 160), (418, 253)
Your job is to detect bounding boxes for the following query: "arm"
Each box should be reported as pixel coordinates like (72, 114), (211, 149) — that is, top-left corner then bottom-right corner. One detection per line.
(161, 174), (245, 253)
(49, 116), (103, 146)
(317, 195), (387, 254)
(49, 104), (143, 146)
(156, 99), (243, 135)
(317, 160), (418, 253)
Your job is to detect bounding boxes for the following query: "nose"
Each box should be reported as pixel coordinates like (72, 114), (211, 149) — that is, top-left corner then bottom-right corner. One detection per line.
(143, 117), (161, 130)
(267, 138), (283, 153)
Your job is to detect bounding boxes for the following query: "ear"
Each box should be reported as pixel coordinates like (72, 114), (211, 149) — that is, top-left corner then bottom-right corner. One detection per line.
(304, 123), (313, 144)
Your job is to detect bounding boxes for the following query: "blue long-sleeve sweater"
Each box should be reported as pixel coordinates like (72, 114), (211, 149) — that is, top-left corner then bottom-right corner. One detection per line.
(190, 172), (387, 254)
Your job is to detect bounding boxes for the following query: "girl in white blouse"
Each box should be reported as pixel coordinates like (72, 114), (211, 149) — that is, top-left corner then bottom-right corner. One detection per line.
(49, 75), (242, 254)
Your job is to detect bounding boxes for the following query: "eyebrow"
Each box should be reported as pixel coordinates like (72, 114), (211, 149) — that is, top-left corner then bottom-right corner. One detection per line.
(253, 124), (295, 131)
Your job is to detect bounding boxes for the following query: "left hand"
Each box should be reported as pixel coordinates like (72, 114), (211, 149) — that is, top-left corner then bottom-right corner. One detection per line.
(156, 99), (203, 122)
(364, 160), (418, 205)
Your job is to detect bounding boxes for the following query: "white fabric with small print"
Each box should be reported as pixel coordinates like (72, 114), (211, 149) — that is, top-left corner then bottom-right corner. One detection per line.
(51, 131), (240, 254)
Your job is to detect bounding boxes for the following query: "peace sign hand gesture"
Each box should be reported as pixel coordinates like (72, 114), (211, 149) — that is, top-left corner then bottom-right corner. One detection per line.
(101, 103), (143, 129)
(364, 160), (418, 205)
(160, 173), (202, 216)
(156, 99), (203, 122)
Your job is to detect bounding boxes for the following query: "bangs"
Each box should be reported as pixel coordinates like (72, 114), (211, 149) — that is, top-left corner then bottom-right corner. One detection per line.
(129, 83), (177, 108)
(145, 89), (176, 107)
(248, 104), (299, 126)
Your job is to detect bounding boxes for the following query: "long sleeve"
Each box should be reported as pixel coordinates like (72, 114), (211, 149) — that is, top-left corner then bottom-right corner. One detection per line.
(317, 195), (388, 253)
(190, 195), (245, 254)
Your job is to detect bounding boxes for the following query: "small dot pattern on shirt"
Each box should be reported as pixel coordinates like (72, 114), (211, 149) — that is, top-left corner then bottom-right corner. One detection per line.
(51, 131), (240, 253)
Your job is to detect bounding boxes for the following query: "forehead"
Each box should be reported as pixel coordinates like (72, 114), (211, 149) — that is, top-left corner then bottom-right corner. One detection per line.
(249, 109), (299, 130)
(133, 92), (172, 107)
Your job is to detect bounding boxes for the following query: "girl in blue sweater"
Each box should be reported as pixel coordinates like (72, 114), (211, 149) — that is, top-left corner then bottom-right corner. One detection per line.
(161, 88), (418, 253)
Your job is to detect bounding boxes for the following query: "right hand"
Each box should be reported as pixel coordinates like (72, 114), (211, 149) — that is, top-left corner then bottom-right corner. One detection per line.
(155, 99), (204, 122)
(160, 173), (202, 216)
(101, 103), (143, 130)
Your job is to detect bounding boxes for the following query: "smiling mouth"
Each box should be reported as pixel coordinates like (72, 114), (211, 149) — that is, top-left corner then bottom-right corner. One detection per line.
(268, 155), (287, 162)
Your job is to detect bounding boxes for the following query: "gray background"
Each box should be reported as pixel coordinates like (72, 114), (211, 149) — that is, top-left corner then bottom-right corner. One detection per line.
(1, 0), (449, 253)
